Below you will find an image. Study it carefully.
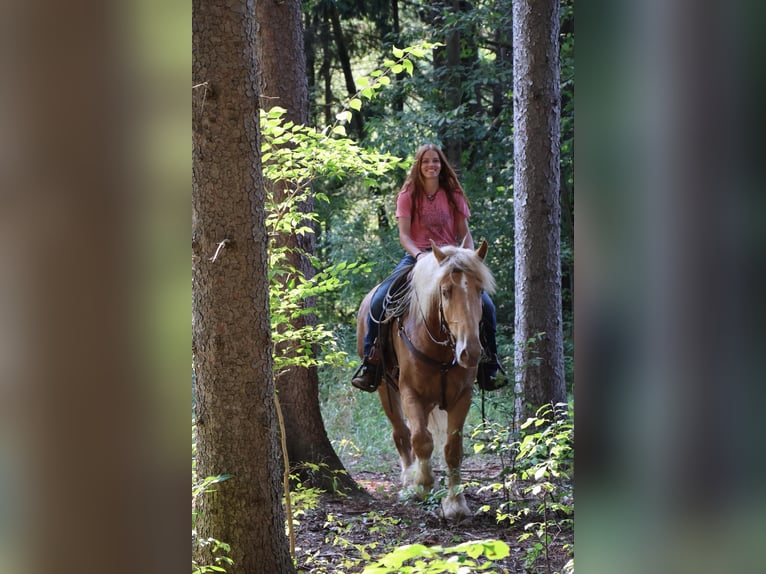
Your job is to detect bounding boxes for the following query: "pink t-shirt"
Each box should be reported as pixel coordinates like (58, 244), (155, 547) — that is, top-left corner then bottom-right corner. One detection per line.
(396, 187), (471, 251)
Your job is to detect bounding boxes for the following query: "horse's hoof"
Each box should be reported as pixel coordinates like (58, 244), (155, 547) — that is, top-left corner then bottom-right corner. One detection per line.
(441, 495), (472, 523)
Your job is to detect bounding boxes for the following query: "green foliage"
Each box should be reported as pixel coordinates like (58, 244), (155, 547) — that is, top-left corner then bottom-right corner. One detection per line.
(261, 106), (404, 189)
(362, 539), (510, 574)
(300, 505), (508, 574)
(473, 402), (574, 573)
(262, 43), (442, 376)
(193, 538), (234, 574)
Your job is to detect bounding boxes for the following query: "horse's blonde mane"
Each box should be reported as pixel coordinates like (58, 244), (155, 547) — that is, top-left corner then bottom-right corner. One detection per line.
(408, 245), (495, 320)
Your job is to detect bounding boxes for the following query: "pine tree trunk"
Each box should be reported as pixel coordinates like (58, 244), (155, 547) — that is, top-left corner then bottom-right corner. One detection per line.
(444, 0), (463, 169)
(320, 10), (333, 126)
(192, 0), (294, 572)
(328, 5), (363, 136)
(255, 0), (365, 496)
(512, 0), (566, 419)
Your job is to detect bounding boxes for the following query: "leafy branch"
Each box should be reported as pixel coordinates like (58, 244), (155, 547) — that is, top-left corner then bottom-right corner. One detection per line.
(261, 43), (440, 375)
(334, 42), (444, 133)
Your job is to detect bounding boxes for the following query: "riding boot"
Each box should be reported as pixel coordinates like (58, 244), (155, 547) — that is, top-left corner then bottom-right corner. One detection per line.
(351, 339), (382, 392)
(477, 311), (506, 391)
(351, 357), (381, 392)
(477, 355), (507, 391)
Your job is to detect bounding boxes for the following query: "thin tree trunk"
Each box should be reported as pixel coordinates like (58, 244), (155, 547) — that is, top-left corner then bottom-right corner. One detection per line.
(192, 0), (294, 571)
(391, 0), (405, 112)
(512, 0), (566, 418)
(444, 0), (463, 168)
(320, 12), (333, 126)
(328, 4), (363, 137)
(304, 11), (317, 125)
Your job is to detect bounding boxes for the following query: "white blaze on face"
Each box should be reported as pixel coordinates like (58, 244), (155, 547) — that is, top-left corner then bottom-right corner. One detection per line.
(451, 273), (482, 368)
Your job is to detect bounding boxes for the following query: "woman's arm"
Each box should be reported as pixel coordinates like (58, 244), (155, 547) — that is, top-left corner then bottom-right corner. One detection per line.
(398, 217), (423, 259)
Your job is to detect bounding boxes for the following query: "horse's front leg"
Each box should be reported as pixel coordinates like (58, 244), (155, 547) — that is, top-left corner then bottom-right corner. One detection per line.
(441, 387), (473, 522)
(377, 383), (413, 483)
(400, 387), (435, 495)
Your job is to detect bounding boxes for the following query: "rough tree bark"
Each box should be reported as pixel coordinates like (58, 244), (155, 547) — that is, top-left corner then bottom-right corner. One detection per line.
(512, 0), (566, 418)
(255, 0), (365, 496)
(192, 0), (294, 571)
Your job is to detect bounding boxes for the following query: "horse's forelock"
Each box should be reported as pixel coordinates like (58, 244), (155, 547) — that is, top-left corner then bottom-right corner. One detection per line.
(408, 246), (495, 319)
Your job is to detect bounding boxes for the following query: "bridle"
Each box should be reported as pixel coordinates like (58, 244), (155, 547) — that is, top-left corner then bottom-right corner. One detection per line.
(397, 269), (474, 409)
(420, 290), (457, 350)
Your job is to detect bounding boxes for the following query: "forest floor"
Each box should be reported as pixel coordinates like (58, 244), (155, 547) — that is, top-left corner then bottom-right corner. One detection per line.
(292, 456), (573, 573)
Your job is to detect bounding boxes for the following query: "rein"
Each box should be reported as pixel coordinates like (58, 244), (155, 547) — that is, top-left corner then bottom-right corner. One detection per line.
(398, 318), (458, 410)
(417, 295), (456, 349)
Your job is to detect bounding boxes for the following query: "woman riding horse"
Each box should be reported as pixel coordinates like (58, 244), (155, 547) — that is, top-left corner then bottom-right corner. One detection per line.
(352, 144), (503, 392)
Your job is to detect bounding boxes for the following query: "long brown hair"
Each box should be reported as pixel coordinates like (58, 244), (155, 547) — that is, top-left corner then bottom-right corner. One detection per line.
(398, 144), (469, 217)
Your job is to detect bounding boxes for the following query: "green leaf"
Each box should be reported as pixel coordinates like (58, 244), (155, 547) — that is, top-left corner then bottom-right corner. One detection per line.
(392, 45), (404, 58)
(335, 110), (352, 123)
(482, 540), (510, 559)
(403, 59), (414, 76)
(349, 98), (362, 111)
(331, 125), (347, 136)
(391, 64), (404, 74)
(267, 106), (286, 118)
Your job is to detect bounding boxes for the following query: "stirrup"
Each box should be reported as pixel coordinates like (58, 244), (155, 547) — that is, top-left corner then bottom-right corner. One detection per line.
(351, 362), (380, 392)
(477, 356), (508, 391)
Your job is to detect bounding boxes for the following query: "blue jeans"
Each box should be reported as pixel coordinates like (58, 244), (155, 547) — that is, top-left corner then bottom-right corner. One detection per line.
(362, 253), (498, 362)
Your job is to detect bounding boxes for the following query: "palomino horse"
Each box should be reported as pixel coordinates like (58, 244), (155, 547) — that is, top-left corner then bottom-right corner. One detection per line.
(356, 239), (495, 521)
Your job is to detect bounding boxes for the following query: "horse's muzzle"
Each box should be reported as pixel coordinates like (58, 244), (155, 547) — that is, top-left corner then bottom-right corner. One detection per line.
(456, 338), (482, 369)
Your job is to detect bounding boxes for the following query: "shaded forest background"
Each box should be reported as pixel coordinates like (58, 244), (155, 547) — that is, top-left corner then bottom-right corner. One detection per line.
(193, 0), (574, 572)
(300, 0), (574, 388)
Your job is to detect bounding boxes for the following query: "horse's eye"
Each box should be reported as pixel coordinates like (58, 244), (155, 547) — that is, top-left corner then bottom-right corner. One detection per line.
(442, 287), (451, 299)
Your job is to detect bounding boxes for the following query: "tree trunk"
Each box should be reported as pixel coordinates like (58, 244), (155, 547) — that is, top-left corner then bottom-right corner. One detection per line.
(391, 0), (405, 112)
(304, 11), (317, 125)
(444, 0), (463, 169)
(255, 0), (365, 496)
(328, 4), (364, 137)
(192, 0), (294, 572)
(320, 12), (333, 126)
(512, 0), (566, 419)
(492, 3), (513, 120)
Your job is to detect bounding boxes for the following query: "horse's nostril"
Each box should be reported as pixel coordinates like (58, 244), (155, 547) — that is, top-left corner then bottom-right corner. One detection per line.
(458, 347), (479, 368)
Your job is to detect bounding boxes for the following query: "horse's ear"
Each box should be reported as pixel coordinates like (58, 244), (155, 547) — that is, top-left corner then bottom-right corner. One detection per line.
(476, 239), (488, 261)
(431, 239), (446, 263)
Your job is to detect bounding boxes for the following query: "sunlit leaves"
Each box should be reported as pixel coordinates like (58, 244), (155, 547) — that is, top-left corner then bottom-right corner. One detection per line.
(361, 539), (510, 573)
(260, 42), (442, 377)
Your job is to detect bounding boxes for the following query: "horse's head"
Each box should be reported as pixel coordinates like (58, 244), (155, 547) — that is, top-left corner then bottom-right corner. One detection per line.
(410, 240), (495, 369)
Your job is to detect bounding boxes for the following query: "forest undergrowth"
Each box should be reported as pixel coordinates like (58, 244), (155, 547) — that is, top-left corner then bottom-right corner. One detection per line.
(296, 363), (575, 574)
